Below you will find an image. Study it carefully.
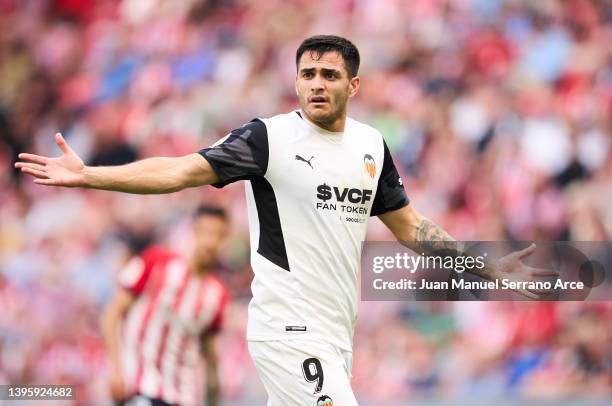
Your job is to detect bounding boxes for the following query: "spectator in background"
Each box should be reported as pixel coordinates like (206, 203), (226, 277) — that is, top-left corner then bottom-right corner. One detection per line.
(100, 206), (230, 406)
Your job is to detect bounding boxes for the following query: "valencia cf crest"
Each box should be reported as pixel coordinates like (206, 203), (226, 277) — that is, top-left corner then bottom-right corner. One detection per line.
(364, 154), (376, 179)
(317, 395), (333, 406)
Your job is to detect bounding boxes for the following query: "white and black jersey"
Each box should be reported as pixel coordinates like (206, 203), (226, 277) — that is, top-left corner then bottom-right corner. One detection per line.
(199, 111), (409, 352)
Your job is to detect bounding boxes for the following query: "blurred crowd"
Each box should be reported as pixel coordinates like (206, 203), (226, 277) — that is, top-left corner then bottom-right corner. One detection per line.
(0, 0), (611, 404)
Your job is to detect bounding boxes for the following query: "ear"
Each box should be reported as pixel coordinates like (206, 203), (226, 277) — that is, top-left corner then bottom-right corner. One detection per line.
(348, 76), (360, 98)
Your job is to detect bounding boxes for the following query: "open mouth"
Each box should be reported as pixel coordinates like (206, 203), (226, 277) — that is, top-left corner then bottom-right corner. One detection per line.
(309, 96), (328, 104)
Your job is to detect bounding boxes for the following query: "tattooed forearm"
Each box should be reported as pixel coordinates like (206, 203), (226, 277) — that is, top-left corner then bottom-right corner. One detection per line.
(379, 207), (493, 280)
(413, 218), (457, 254)
(412, 218), (491, 279)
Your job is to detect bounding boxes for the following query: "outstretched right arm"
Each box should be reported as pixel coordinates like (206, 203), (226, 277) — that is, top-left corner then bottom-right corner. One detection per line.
(15, 133), (219, 193)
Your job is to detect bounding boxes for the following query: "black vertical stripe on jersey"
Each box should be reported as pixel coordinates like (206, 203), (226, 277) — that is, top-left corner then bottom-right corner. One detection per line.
(197, 118), (288, 269)
(250, 177), (290, 271)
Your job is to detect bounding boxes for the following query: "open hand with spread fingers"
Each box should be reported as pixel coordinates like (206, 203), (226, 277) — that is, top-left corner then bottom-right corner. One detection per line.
(490, 243), (560, 300)
(15, 132), (85, 187)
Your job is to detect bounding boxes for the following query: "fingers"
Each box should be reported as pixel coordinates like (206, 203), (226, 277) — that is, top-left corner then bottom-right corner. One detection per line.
(16, 162), (46, 172)
(55, 132), (71, 154)
(16, 162), (49, 179)
(531, 268), (560, 277)
(16, 153), (48, 165)
(524, 291), (554, 300)
(20, 166), (49, 179)
(33, 177), (75, 187)
(17, 132), (71, 163)
(517, 243), (536, 260)
(514, 286), (556, 300)
(518, 290), (540, 300)
(527, 286), (556, 295)
(33, 178), (59, 186)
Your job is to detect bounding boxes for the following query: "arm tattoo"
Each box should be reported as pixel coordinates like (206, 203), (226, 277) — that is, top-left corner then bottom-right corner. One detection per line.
(414, 218), (457, 255)
(413, 218), (491, 279)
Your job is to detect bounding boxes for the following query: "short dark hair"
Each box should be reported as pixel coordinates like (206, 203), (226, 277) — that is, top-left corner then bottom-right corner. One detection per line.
(194, 205), (228, 221)
(296, 35), (360, 78)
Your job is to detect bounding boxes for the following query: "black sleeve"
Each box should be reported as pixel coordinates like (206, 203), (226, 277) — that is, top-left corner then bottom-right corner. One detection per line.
(198, 119), (268, 189)
(370, 140), (410, 216)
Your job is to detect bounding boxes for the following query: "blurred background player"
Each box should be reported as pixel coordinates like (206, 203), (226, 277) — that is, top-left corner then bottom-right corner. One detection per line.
(100, 206), (230, 406)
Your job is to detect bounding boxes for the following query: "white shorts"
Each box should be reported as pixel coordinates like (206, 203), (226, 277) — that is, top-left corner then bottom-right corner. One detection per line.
(248, 339), (358, 406)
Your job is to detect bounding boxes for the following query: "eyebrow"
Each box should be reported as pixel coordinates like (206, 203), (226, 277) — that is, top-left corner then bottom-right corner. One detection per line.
(299, 67), (342, 76)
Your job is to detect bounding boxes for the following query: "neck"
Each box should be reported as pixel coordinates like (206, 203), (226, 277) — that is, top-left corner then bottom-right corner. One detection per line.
(189, 258), (208, 277)
(302, 110), (346, 133)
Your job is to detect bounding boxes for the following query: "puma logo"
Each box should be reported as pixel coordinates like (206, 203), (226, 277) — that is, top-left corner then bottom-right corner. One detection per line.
(295, 155), (314, 169)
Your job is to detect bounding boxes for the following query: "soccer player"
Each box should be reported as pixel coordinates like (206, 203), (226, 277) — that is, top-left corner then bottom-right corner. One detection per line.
(16, 35), (553, 405)
(100, 206), (230, 406)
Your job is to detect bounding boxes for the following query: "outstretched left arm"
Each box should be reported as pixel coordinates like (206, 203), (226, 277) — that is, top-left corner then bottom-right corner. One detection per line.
(378, 204), (558, 298)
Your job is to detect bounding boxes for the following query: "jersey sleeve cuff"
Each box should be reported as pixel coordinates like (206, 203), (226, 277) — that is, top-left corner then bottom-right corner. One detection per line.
(370, 197), (410, 217)
(197, 149), (231, 189)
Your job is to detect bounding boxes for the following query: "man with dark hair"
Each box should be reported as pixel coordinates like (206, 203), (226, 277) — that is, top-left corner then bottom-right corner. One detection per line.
(100, 206), (229, 406)
(295, 35), (361, 78)
(17, 35), (550, 405)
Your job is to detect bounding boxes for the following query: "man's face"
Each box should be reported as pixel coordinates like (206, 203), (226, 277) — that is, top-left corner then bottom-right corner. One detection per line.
(296, 51), (360, 130)
(192, 214), (228, 271)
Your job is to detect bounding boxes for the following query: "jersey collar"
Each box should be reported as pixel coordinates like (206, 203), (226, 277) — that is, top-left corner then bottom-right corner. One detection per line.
(295, 110), (345, 142)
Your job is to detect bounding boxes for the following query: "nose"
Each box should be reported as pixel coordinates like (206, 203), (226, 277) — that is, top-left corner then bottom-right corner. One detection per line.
(310, 74), (325, 92)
